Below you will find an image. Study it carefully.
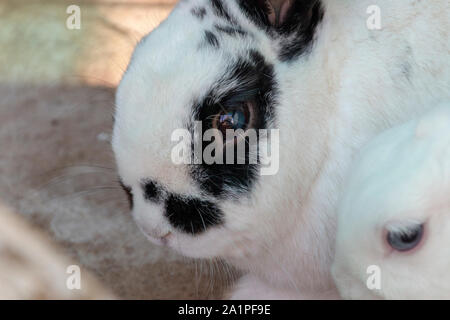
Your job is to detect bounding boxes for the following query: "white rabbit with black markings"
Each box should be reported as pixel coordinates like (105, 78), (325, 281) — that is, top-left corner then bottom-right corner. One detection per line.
(332, 103), (450, 300)
(112, 0), (450, 299)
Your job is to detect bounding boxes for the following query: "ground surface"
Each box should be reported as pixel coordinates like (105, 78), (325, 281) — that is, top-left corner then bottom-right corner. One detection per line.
(0, 0), (231, 299)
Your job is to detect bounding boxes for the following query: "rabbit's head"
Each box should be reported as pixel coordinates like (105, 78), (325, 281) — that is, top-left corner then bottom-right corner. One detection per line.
(332, 103), (450, 299)
(112, 0), (325, 259)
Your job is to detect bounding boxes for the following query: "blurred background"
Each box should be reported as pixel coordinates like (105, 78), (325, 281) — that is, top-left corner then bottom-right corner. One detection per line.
(0, 0), (231, 299)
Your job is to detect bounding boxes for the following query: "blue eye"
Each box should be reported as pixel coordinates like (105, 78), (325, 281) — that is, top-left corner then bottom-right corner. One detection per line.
(219, 110), (246, 129)
(215, 102), (251, 136)
(387, 224), (424, 252)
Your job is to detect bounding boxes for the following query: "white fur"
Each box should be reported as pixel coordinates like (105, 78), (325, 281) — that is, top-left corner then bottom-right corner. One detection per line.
(112, 0), (450, 299)
(332, 103), (450, 299)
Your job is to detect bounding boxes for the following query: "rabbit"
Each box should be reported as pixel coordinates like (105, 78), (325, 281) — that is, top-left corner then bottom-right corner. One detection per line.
(112, 0), (450, 299)
(332, 103), (450, 300)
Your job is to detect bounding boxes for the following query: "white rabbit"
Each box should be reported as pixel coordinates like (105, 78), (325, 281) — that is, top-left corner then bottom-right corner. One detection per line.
(332, 103), (450, 300)
(112, 0), (450, 299)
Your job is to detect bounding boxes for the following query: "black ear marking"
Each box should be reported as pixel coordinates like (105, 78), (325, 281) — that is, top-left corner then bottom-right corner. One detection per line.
(238, 0), (273, 29)
(278, 0), (324, 60)
(245, 0), (294, 27)
(239, 0), (324, 61)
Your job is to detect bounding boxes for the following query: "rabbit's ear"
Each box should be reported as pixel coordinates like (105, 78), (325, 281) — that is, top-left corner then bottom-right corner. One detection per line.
(245, 0), (320, 29)
(241, 0), (324, 60)
(254, 0), (294, 26)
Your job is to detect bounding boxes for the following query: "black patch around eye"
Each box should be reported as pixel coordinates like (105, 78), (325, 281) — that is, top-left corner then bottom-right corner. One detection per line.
(119, 182), (134, 210)
(142, 180), (163, 202)
(191, 7), (207, 20)
(189, 50), (278, 198)
(204, 31), (220, 48)
(165, 195), (224, 235)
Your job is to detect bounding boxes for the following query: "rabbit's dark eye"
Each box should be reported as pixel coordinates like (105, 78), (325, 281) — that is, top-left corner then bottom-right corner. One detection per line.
(213, 101), (253, 138)
(387, 224), (424, 252)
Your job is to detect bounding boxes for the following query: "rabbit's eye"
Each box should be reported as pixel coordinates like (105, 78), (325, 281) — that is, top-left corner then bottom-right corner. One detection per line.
(214, 101), (252, 137)
(387, 224), (424, 252)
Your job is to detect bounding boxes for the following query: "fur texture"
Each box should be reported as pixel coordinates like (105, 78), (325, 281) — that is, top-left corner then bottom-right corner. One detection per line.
(332, 103), (450, 300)
(113, 0), (450, 298)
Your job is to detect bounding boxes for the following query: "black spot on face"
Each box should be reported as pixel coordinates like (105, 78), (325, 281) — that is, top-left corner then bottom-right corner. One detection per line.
(190, 50), (278, 198)
(204, 30), (220, 48)
(120, 181), (134, 210)
(191, 7), (207, 20)
(165, 195), (224, 235)
(140, 180), (224, 234)
(214, 24), (248, 37)
(142, 180), (163, 202)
